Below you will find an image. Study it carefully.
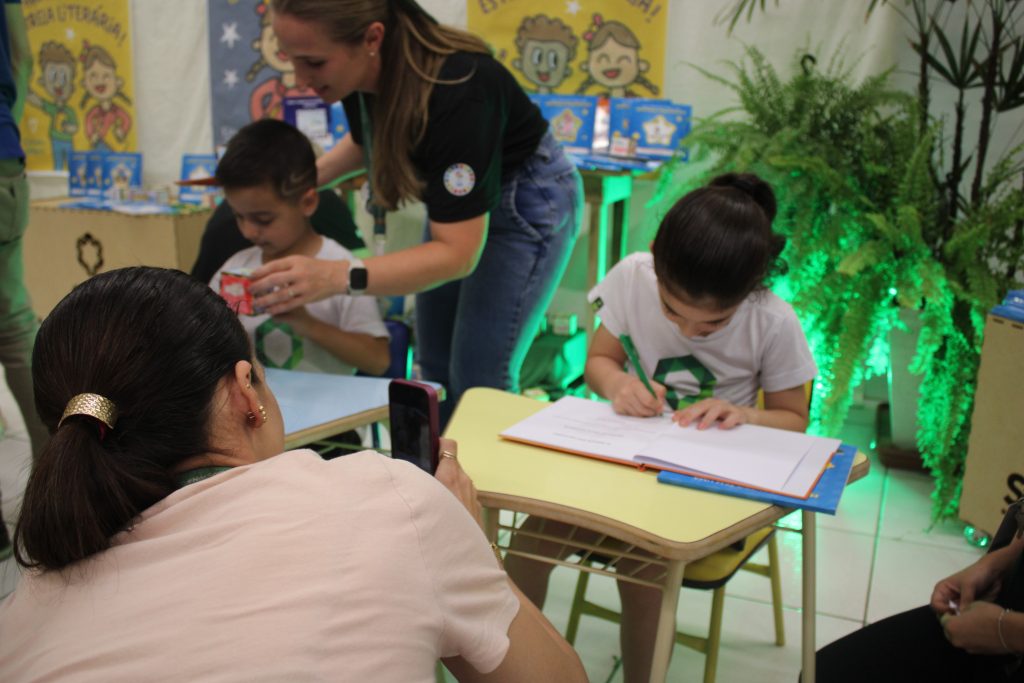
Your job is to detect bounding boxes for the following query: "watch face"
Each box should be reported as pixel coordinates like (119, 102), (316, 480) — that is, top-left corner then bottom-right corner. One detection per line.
(350, 267), (368, 291)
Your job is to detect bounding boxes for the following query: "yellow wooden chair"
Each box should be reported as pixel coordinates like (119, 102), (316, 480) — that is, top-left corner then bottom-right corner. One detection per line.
(563, 384), (811, 683)
(564, 526), (784, 683)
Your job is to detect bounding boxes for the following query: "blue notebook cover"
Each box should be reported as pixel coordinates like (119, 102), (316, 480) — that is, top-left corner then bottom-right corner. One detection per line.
(329, 102), (349, 146)
(606, 99), (692, 159)
(530, 94), (598, 155)
(991, 290), (1024, 323)
(283, 96), (333, 152)
(179, 154), (218, 205)
(102, 152), (143, 195)
(656, 444), (858, 515)
(68, 151), (89, 197)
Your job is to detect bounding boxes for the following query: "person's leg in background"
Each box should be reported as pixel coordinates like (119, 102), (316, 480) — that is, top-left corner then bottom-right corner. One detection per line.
(809, 604), (1018, 683)
(0, 159), (49, 554)
(414, 276), (461, 424)
(437, 133), (581, 427)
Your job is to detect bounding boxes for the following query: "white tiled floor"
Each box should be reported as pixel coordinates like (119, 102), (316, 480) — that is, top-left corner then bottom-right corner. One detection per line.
(0, 379), (986, 682)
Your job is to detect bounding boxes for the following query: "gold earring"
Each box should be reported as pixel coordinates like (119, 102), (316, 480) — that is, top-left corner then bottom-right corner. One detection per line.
(258, 404), (268, 425)
(246, 410), (257, 426)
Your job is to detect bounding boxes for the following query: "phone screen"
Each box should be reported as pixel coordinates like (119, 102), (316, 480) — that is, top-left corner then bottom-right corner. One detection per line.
(389, 380), (439, 473)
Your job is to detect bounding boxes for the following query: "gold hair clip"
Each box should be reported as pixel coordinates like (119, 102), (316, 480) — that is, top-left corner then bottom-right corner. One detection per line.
(59, 393), (119, 430)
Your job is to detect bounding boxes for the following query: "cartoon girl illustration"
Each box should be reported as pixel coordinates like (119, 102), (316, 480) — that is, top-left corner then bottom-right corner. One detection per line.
(26, 41), (78, 170)
(79, 42), (132, 151)
(576, 14), (659, 98)
(511, 15), (577, 95)
(246, 0), (315, 121)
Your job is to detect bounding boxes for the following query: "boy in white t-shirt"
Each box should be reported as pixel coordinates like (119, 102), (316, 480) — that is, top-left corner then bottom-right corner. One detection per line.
(210, 119), (389, 377)
(507, 173), (817, 683)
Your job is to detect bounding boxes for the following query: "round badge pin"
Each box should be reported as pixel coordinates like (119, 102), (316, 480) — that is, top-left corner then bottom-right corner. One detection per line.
(443, 163), (476, 197)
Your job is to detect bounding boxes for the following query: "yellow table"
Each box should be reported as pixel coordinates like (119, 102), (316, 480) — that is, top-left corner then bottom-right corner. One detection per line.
(446, 388), (869, 683)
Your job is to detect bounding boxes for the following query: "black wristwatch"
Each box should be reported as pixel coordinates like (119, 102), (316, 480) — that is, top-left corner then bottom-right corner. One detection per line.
(347, 262), (368, 295)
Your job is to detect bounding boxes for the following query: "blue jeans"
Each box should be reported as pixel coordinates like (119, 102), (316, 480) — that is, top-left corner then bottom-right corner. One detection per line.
(416, 131), (582, 426)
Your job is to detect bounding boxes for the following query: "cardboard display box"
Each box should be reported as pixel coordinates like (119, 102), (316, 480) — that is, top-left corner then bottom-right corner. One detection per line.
(23, 198), (212, 317)
(959, 314), (1024, 538)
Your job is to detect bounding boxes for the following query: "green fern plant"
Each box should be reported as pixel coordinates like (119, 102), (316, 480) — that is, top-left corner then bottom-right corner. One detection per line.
(671, 40), (1023, 520)
(670, 47), (937, 432)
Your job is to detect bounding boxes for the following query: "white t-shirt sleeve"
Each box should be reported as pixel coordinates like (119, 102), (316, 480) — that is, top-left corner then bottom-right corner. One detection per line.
(587, 256), (635, 337)
(334, 296), (390, 338)
(759, 304), (818, 393)
(385, 459), (520, 674)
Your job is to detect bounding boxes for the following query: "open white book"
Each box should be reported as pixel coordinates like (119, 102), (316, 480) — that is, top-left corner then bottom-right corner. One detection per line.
(500, 396), (840, 499)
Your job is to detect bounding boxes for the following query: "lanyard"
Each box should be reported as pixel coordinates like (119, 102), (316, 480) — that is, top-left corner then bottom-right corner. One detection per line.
(358, 93), (388, 256)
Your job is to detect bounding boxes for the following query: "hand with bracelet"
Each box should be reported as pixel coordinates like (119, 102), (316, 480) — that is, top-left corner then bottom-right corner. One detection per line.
(932, 537), (1024, 656)
(814, 530), (1024, 680)
(940, 600), (1020, 655)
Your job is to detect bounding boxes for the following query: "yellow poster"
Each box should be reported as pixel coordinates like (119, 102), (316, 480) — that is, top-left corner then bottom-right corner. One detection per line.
(468, 0), (666, 98)
(19, 0), (136, 172)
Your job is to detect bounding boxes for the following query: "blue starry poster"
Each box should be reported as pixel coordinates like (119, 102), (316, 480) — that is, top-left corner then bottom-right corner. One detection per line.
(207, 0), (316, 148)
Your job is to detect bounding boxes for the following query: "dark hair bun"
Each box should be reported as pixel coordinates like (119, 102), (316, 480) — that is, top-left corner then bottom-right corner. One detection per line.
(710, 173), (777, 222)
(651, 171), (785, 307)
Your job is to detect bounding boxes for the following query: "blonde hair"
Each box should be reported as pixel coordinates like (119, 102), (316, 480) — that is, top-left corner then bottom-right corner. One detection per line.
(272, 0), (490, 210)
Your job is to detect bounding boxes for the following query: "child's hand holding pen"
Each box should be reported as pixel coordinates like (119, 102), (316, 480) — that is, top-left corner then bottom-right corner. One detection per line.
(611, 375), (668, 417)
(613, 334), (667, 416)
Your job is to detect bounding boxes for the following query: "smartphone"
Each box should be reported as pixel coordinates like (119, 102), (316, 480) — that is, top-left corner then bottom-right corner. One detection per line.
(388, 379), (440, 473)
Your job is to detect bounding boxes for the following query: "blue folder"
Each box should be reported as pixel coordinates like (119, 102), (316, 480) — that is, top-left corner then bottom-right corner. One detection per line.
(656, 443), (859, 515)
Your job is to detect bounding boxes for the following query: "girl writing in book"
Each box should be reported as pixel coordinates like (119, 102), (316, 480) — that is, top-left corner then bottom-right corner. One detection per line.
(505, 173), (818, 683)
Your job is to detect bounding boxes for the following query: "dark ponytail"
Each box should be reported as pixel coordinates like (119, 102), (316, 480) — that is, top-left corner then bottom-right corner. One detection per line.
(14, 267), (253, 572)
(652, 172), (787, 308)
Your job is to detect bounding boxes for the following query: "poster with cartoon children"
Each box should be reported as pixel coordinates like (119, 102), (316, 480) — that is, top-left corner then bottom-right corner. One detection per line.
(208, 0), (316, 148)
(470, 0), (666, 98)
(20, 0), (136, 172)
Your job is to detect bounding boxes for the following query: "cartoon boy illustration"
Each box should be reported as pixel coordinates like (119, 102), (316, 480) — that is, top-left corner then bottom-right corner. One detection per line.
(577, 14), (659, 98)
(79, 42), (132, 151)
(247, 0), (314, 121)
(26, 41), (79, 170)
(512, 15), (577, 94)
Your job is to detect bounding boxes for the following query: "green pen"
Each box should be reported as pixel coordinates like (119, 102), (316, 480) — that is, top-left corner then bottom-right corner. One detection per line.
(619, 334), (658, 400)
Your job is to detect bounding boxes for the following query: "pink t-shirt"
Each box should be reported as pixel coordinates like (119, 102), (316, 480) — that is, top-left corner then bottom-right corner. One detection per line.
(0, 450), (519, 682)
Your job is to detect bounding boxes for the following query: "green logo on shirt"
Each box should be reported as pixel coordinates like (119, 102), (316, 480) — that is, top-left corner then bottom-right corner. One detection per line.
(255, 319), (303, 369)
(653, 355), (716, 409)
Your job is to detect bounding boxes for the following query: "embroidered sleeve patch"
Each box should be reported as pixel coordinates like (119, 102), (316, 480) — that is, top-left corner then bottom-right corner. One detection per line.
(443, 163), (476, 196)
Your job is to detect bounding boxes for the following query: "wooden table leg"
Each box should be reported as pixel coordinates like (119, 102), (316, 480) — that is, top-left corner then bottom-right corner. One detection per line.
(648, 559), (686, 683)
(802, 509), (817, 683)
